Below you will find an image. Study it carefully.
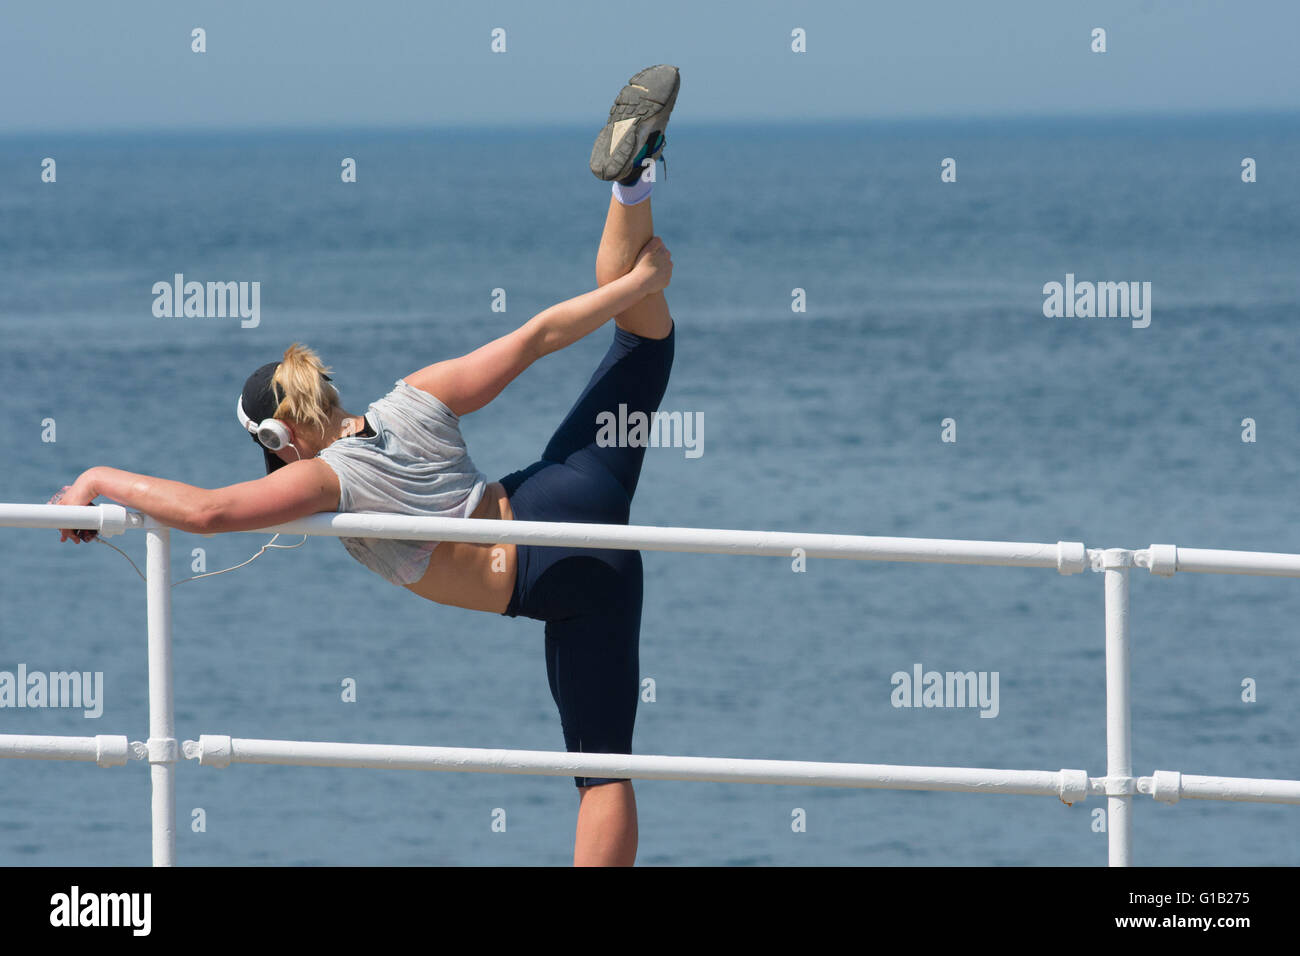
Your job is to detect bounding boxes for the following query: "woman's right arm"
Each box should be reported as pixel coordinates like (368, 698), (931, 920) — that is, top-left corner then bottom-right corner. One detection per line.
(405, 236), (672, 416)
(527, 237), (671, 356)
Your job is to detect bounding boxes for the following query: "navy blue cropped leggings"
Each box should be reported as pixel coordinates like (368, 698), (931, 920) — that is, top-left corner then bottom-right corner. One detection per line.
(499, 322), (674, 788)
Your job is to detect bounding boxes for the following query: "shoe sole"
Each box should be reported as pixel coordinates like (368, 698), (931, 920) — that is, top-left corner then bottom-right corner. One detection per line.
(589, 64), (680, 181)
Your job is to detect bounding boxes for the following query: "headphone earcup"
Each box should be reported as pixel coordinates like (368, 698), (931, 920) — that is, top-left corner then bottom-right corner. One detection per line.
(257, 419), (292, 452)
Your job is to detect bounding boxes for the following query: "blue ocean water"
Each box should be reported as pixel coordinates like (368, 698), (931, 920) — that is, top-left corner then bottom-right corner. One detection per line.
(1, 117), (1298, 866)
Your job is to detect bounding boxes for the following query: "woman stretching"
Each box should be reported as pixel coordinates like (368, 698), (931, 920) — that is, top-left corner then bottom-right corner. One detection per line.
(55, 65), (682, 867)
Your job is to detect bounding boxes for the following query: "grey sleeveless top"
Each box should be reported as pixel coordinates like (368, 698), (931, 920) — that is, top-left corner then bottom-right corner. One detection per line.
(316, 379), (488, 586)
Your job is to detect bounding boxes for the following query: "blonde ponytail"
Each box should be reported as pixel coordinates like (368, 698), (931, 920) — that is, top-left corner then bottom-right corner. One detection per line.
(271, 342), (339, 437)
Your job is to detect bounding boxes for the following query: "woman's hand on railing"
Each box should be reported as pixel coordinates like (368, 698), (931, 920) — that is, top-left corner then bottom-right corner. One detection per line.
(49, 472), (99, 543)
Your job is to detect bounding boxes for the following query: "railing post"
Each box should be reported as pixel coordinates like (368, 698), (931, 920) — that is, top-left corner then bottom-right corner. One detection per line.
(146, 527), (176, 866)
(1101, 549), (1134, 866)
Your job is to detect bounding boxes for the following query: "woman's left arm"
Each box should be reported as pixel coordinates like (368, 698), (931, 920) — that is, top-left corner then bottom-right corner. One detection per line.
(406, 237), (671, 416)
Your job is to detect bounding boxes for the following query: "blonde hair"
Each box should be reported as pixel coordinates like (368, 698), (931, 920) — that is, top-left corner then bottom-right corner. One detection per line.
(270, 342), (340, 438)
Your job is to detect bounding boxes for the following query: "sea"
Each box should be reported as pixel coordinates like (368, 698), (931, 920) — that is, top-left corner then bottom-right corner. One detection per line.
(1, 115), (1297, 865)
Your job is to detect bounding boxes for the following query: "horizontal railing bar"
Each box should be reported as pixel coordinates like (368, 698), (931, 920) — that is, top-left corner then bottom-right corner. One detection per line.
(0, 504), (112, 531)
(1177, 774), (1300, 805)
(188, 735), (1087, 796)
(0, 734), (132, 766)
(1171, 548), (1300, 578)
(257, 517), (1068, 567)
(0, 734), (102, 761)
(7, 731), (1298, 807)
(184, 739), (1300, 807)
(1, 504), (1070, 568)
(11, 502), (1300, 578)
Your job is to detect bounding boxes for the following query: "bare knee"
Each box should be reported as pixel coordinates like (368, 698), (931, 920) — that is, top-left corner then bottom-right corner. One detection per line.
(578, 780), (635, 797)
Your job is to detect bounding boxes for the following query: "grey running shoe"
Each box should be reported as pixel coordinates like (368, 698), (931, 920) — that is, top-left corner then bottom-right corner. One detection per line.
(589, 64), (680, 184)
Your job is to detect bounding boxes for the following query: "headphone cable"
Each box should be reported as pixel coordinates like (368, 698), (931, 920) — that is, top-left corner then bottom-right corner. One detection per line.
(94, 532), (309, 587)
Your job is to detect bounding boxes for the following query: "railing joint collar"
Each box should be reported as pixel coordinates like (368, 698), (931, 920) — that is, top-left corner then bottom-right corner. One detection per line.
(1134, 544), (1178, 577)
(1056, 542), (1087, 575)
(94, 735), (131, 767)
(190, 735), (233, 768)
(146, 737), (178, 764)
(1090, 548), (1135, 571)
(1058, 768), (1090, 804)
(1148, 770), (1183, 804)
(1104, 774), (1136, 796)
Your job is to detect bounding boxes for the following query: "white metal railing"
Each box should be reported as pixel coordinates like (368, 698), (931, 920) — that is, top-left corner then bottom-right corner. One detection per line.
(1, 501), (1297, 867)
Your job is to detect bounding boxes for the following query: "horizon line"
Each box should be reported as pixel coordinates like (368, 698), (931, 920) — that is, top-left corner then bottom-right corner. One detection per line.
(3, 107), (1298, 139)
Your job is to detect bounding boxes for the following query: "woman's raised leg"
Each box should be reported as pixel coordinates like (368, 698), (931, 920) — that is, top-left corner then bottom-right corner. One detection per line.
(595, 194), (674, 340)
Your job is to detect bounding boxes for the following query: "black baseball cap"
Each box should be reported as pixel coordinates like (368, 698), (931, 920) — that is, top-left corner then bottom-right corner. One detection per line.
(237, 361), (333, 474)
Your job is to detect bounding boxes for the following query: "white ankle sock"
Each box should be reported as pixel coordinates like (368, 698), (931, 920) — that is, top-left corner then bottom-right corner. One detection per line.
(612, 176), (654, 206)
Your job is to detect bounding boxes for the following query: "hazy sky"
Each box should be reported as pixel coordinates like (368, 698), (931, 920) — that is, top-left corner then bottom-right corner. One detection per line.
(3, 0), (1297, 132)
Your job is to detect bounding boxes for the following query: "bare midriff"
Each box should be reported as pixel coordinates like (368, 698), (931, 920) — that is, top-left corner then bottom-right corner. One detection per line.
(402, 481), (517, 613)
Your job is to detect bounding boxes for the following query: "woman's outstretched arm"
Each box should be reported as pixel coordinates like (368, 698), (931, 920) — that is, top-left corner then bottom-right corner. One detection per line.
(54, 460), (341, 539)
(405, 236), (671, 416)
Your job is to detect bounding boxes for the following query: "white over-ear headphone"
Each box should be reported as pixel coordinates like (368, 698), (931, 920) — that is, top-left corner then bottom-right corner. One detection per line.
(236, 396), (295, 453)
